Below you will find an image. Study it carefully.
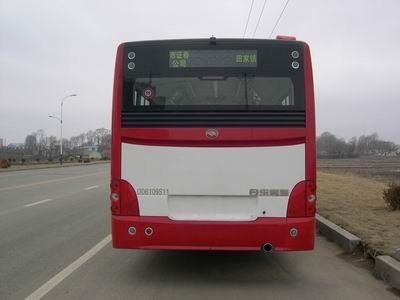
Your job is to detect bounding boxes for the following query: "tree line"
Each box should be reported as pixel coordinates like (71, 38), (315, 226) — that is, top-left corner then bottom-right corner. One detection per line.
(317, 132), (399, 158)
(2, 129), (398, 161)
(1, 128), (110, 162)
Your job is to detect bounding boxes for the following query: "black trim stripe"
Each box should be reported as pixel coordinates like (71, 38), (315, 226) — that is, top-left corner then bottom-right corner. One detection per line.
(121, 111), (305, 127)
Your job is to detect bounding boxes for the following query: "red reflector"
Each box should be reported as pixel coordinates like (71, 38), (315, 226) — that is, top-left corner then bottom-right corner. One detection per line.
(306, 181), (316, 216)
(110, 179), (121, 215)
(276, 35), (296, 41)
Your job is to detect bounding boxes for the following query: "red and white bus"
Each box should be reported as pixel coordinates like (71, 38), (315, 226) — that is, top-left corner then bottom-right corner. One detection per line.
(111, 37), (316, 252)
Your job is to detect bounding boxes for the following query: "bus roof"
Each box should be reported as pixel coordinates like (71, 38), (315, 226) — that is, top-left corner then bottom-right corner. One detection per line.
(121, 37), (305, 48)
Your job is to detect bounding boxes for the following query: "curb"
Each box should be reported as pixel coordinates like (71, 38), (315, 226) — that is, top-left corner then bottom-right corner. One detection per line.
(375, 256), (400, 290)
(392, 249), (400, 261)
(316, 214), (400, 291)
(316, 214), (361, 253)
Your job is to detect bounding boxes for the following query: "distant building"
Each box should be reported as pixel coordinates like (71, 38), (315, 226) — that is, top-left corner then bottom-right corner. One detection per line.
(0, 138), (3, 148)
(82, 145), (101, 160)
(7, 143), (24, 150)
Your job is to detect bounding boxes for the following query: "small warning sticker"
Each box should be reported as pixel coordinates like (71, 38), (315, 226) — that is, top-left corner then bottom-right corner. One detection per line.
(142, 87), (155, 100)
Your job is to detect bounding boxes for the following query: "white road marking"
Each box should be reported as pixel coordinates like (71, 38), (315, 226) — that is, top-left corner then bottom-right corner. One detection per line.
(84, 185), (99, 190)
(0, 171), (107, 192)
(25, 234), (111, 300)
(24, 199), (53, 208)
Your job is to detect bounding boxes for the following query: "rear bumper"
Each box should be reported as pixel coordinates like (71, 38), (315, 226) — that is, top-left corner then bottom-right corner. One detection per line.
(112, 216), (315, 251)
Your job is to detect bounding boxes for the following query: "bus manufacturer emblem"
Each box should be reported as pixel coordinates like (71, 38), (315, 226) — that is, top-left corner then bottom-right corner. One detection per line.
(206, 128), (219, 139)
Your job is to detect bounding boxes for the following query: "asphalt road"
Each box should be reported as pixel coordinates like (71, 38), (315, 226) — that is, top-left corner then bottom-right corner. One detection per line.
(0, 164), (399, 300)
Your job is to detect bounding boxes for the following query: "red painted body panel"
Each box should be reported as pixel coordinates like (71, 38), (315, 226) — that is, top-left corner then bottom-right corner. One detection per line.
(111, 44), (123, 181)
(112, 216), (315, 251)
(120, 127), (306, 147)
(303, 42), (316, 183)
(303, 42), (317, 216)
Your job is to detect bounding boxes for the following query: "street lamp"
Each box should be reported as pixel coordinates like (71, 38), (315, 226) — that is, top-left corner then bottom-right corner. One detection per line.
(49, 93), (77, 165)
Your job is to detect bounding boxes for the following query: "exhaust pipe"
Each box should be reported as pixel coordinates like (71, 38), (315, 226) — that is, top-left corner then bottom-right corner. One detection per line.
(262, 243), (274, 253)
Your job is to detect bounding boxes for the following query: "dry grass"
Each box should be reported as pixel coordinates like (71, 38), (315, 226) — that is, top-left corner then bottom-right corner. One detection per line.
(317, 171), (400, 255)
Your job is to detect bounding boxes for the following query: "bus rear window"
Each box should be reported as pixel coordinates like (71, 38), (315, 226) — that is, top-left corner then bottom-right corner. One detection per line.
(124, 77), (294, 111)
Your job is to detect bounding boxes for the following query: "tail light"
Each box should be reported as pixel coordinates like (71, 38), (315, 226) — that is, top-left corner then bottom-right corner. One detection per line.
(287, 181), (306, 217)
(287, 180), (316, 217)
(306, 181), (316, 216)
(110, 179), (140, 216)
(120, 179), (140, 215)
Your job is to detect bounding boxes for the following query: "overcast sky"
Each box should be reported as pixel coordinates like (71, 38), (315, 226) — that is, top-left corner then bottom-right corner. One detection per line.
(1, 0), (399, 144)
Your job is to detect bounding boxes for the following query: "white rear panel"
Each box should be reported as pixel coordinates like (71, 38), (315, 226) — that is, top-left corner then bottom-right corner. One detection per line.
(121, 143), (305, 220)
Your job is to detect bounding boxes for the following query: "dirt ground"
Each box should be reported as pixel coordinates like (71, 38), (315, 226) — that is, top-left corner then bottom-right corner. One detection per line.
(317, 170), (400, 256)
(318, 156), (400, 184)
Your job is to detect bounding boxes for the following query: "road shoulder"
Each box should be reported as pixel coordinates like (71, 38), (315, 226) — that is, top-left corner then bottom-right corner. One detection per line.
(316, 213), (400, 291)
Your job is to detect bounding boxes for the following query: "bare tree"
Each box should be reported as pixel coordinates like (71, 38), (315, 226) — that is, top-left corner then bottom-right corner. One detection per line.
(317, 132), (347, 158)
(318, 132), (399, 158)
(48, 136), (58, 160)
(86, 130), (96, 146)
(36, 129), (47, 158)
(24, 133), (37, 155)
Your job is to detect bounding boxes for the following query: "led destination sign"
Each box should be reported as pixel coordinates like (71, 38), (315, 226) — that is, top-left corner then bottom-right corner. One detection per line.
(169, 50), (257, 68)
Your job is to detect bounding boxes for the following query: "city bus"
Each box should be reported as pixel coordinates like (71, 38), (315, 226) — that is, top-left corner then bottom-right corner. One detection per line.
(110, 37), (316, 252)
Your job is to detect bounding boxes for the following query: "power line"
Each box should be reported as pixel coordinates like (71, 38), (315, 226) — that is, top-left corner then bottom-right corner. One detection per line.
(243, 0), (255, 38)
(252, 0), (268, 38)
(269, 0), (291, 38)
